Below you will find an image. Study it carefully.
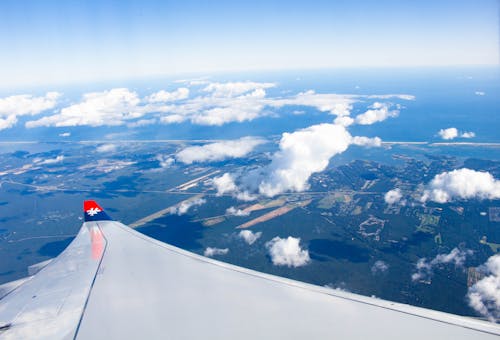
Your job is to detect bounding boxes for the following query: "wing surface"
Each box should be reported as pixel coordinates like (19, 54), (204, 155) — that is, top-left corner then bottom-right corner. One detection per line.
(1, 201), (499, 339)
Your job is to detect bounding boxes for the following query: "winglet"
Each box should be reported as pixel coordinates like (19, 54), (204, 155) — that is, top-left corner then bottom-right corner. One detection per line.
(84, 200), (112, 222)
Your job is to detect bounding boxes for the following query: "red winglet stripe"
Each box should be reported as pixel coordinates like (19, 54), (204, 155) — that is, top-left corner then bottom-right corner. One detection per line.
(84, 200), (104, 212)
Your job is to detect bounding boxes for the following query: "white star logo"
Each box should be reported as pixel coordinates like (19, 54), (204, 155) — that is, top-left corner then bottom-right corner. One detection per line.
(86, 207), (101, 216)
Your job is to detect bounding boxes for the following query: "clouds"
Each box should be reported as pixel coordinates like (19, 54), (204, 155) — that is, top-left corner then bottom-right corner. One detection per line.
(438, 127), (475, 140)
(238, 230), (262, 245)
(0, 92), (60, 116)
(461, 131), (475, 138)
(265, 236), (310, 267)
(158, 81), (274, 126)
(438, 127), (458, 140)
(156, 155), (175, 168)
(176, 137), (264, 164)
(421, 168), (500, 203)
(203, 81), (275, 97)
(226, 207), (250, 217)
(352, 136), (382, 147)
(169, 198), (206, 215)
(258, 123), (352, 197)
(96, 144), (117, 153)
(34, 155), (64, 165)
(146, 88), (189, 103)
(204, 247), (229, 257)
(411, 248), (472, 282)
(355, 102), (399, 125)
(270, 90), (355, 116)
(16, 82), (414, 130)
(371, 260), (389, 274)
(384, 189), (402, 205)
(212, 173), (238, 196)
(0, 92), (60, 130)
(212, 173), (256, 201)
(467, 255), (500, 322)
(27, 88), (142, 128)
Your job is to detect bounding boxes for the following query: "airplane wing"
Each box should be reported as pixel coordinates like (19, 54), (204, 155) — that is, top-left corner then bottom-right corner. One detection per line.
(0, 200), (498, 339)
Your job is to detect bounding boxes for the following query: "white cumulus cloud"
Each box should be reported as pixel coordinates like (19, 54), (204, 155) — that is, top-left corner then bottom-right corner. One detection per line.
(352, 136), (382, 147)
(467, 254), (500, 322)
(412, 248), (472, 282)
(438, 127), (458, 140)
(437, 127), (475, 140)
(59, 132), (70, 137)
(212, 173), (238, 196)
(461, 131), (475, 138)
(204, 247), (229, 257)
(0, 92), (60, 130)
(266, 236), (310, 267)
(371, 260), (389, 274)
(355, 102), (399, 125)
(258, 123), (352, 197)
(238, 230), (262, 245)
(176, 137), (265, 164)
(156, 155), (175, 168)
(0, 92), (60, 116)
(226, 206), (250, 217)
(385, 189), (403, 205)
(421, 168), (500, 203)
(169, 198), (206, 215)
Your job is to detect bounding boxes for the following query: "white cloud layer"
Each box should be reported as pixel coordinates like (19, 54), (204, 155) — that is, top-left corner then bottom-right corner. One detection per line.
(384, 189), (403, 205)
(269, 90), (355, 116)
(467, 254), (500, 322)
(421, 168), (500, 203)
(204, 247), (229, 257)
(266, 236), (310, 267)
(176, 137), (264, 164)
(19, 83), (414, 130)
(0, 92), (60, 130)
(238, 230), (262, 245)
(169, 198), (206, 215)
(146, 88), (189, 103)
(26, 88), (143, 128)
(203, 82), (275, 97)
(412, 248), (472, 282)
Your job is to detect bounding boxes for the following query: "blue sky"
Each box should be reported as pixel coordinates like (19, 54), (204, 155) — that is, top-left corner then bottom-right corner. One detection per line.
(0, 0), (498, 87)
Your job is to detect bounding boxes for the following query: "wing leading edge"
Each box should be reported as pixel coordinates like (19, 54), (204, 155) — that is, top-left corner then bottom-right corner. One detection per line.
(0, 201), (499, 339)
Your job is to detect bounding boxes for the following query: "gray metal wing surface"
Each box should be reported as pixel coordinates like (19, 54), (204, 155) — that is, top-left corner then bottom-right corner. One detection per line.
(0, 200), (499, 339)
